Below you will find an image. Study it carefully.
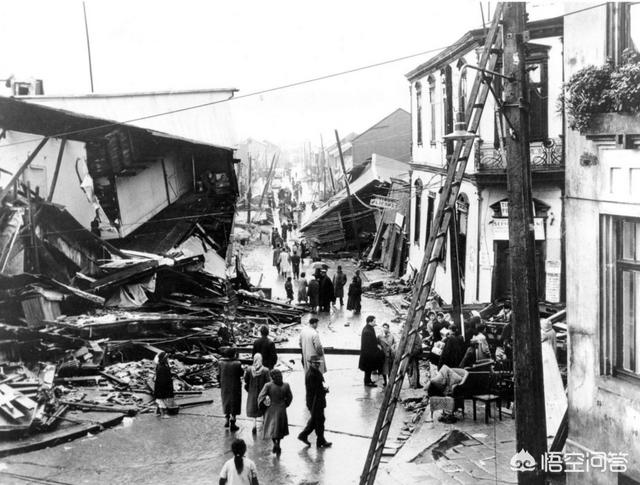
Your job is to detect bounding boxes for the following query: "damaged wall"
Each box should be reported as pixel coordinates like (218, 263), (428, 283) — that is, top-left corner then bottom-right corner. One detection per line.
(116, 151), (191, 237)
(0, 131), (100, 232)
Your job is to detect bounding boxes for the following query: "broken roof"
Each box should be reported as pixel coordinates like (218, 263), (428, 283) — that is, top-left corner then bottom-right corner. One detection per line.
(300, 154), (409, 231)
(0, 96), (234, 156)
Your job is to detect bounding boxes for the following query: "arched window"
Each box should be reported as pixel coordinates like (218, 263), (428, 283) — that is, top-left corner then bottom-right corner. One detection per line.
(415, 82), (423, 146)
(458, 69), (467, 119)
(427, 76), (436, 145)
(414, 179), (423, 244)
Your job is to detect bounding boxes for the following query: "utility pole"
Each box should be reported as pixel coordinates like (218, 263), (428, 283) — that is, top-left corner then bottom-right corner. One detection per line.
(502, 4), (547, 484)
(335, 130), (361, 257)
(247, 154), (252, 223)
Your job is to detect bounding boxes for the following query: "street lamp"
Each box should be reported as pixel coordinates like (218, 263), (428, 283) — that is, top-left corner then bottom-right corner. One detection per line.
(443, 58), (515, 143)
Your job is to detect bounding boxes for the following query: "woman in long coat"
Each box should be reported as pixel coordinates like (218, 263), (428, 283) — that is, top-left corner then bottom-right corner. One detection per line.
(244, 353), (271, 434)
(219, 347), (243, 432)
(297, 272), (308, 304)
(279, 248), (292, 278)
(153, 351), (175, 418)
(272, 246), (282, 274)
(347, 271), (363, 314)
(258, 369), (293, 455)
(377, 323), (397, 386)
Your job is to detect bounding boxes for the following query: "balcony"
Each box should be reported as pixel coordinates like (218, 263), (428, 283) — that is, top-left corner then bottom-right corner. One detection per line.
(476, 138), (564, 171)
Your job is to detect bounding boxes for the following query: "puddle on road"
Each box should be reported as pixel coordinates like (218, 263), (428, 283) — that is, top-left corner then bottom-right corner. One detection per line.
(411, 429), (483, 463)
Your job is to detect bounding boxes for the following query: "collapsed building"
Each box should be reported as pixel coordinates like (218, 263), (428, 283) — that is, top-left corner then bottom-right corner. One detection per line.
(0, 96), (305, 446)
(299, 154), (409, 253)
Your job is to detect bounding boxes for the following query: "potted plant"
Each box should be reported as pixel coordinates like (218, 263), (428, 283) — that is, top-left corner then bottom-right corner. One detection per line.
(562, 53), (640, 135)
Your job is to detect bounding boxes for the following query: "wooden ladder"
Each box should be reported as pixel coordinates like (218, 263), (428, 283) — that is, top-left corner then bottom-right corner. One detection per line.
(359, 4), (505, 484)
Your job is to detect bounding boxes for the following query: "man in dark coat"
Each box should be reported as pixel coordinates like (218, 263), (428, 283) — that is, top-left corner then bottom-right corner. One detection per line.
(252, 325), (278, 369)
(297, 355), (332, 448)
(332, 266), (347, 307)
(318, 270), (334, 313)
(347, 271), (363, 314)
(307, 276), (320, 313)
(219, 347), (243, 431)
(359, 315), (382, 387)
(291, 252), (301, 279)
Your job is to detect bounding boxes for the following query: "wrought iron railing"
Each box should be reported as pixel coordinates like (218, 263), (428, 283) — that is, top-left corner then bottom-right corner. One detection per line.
(476, 138), (564, 170)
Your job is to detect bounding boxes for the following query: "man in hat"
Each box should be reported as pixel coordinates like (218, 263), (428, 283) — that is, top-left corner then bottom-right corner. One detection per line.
(252, 325), (278, 369)
(299, 318), (326, 373)
(298, 355), (332, 448)
(359, 315), (382, 387)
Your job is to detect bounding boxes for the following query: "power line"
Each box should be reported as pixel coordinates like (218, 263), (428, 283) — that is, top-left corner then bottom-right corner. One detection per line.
(0, 45), (459, 150)
(0, 2), (608, 151)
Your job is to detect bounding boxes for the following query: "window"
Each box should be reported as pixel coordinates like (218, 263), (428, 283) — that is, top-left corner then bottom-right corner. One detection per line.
(425, 192), (435, 245)
(458, 70), (467, 118)
(414, 179), (423, 244)
(441, 67), (453, 154)
(416, 82), (423, 146)
(428, 76), (437, 146)
(491, 48), (549, 144)
(602, 216), (640, 379)
(607, 3), (640, 64)
(527, 53), (549, 142)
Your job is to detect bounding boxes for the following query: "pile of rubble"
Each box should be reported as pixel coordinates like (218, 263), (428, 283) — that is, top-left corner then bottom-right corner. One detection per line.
(363, 279), (412, 297)
(0, 233), (306, 445)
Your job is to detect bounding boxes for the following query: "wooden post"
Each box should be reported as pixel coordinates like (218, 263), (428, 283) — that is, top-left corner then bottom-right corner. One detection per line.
(335, 130), (361, 257)
(47, 138), (67, 202)
(0, 137), (50, 203)
(503, 4), (547, 483)
(247, 154), (252, 223)
(26, 182), (40, 273)
(257, 153), (278, 210)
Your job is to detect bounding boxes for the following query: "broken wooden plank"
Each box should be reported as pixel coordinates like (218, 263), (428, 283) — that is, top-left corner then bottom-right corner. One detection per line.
(59, 400), (138, 416)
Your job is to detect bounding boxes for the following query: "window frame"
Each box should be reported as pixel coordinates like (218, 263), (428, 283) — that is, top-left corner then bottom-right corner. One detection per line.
(414, 179), (423, 244)
(607, 2), (640, 65)
(602, 215), (640, 382)
(427, 76), (437, 147)
(615, 218), (640, 380)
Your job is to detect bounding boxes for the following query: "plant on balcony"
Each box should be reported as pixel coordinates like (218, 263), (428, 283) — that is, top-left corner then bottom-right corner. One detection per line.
(562, 53), (640, 132)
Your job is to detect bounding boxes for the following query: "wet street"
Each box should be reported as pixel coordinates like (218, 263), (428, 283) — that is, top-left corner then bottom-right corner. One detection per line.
(0, 356), (409, 485)
(0, 234), (411, 485)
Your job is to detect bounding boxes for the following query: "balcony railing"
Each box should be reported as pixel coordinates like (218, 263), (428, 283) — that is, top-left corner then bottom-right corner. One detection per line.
(476, 138), (564, 171)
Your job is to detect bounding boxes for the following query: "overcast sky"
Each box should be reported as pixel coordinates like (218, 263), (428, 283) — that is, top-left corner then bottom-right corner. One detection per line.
(0, 0), (565, 147)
